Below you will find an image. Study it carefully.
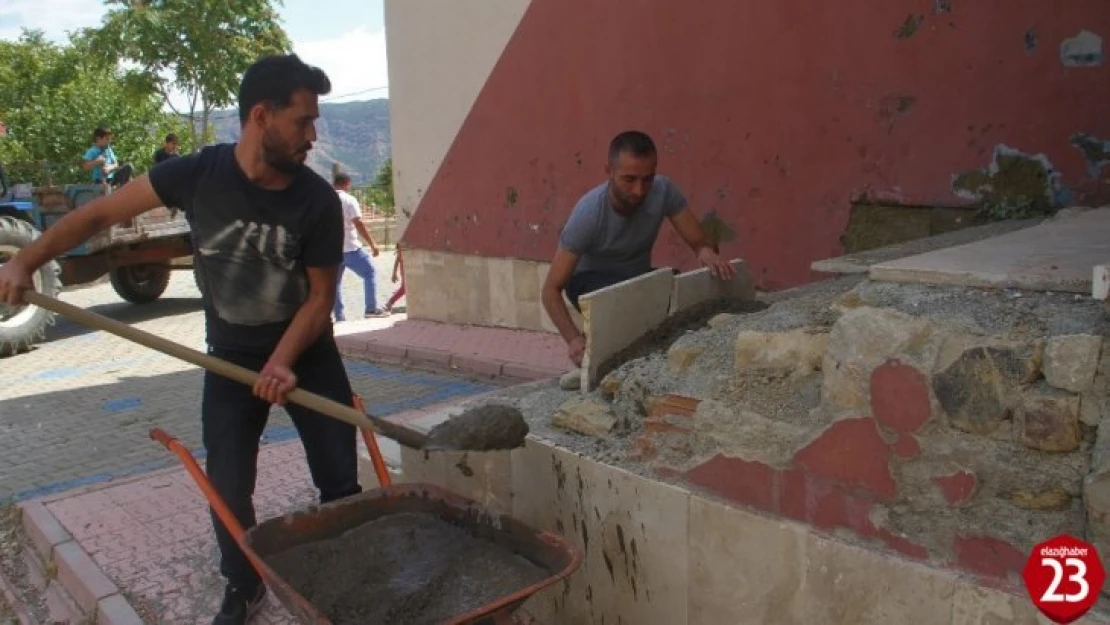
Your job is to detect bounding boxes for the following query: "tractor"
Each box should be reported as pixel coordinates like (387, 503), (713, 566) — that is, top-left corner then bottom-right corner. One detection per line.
(0, 165), (196, 356)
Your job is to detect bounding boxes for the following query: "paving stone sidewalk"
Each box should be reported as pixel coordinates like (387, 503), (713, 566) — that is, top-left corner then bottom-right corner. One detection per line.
(0, 254), (505, 503)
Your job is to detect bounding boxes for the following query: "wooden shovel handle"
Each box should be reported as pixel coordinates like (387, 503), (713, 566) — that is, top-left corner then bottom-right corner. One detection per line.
(22, 290), (374, 431)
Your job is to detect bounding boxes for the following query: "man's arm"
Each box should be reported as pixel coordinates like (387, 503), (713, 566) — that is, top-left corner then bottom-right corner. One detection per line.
(541, 247), (583, 344)
(667, 207), (734, 279)
(14, 176), (162, 274)
(354, 219), (379, 254)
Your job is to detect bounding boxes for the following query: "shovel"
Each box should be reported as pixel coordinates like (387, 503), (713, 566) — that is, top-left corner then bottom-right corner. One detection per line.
(20, 290), (529, 452)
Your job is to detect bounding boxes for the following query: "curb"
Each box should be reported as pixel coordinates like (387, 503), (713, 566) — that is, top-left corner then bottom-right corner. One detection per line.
(336, 336), (566, 382)
(19, 502), (144, 625)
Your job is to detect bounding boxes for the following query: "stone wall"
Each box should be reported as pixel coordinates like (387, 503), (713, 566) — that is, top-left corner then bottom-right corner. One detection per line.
(521, 275), (1110, 599)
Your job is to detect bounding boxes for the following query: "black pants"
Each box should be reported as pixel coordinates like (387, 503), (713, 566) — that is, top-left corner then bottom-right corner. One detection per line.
(203, 335), (361, 589)
(108, 163), (133, 187)
(563, 267), (663, 313)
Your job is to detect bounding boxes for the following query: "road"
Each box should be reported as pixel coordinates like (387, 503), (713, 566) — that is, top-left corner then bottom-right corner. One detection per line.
(0, 251), (498, 501)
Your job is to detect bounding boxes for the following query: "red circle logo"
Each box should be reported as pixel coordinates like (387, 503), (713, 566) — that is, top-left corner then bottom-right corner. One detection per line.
(1023, 534), (1106, 624)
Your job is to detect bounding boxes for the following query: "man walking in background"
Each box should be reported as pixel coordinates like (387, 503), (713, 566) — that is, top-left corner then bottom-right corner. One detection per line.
(332, 172), (387, 320)
(0, 53), (364, 624)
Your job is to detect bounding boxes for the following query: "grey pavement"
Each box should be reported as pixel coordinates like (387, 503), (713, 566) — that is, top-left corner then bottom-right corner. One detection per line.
(0, 250), (495, 502)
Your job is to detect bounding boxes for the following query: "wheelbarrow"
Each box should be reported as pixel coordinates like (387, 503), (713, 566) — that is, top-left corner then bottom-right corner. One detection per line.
(150, 397), (582, 625)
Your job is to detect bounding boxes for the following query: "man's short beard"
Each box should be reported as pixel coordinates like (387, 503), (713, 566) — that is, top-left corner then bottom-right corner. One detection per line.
(262, 130), (304, 174)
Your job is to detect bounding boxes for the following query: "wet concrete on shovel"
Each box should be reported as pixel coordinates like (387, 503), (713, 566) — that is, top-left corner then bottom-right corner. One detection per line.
(264, 512), (548, 624)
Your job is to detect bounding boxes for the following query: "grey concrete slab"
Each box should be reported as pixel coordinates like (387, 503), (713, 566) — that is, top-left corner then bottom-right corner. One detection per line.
(868, 208), (1110, 293)
(580, 268), (674, 391)
(670, 259), (756, 315)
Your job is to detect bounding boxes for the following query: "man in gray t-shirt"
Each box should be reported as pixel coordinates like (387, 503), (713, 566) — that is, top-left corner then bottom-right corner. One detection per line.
(542, 130), (735, 368)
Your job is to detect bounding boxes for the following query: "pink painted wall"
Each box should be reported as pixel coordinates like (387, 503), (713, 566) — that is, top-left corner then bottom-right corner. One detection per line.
(401, 0), (1110, 290)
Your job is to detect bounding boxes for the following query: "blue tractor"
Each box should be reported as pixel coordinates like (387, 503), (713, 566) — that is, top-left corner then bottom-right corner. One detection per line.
(0, 165), (195, 356)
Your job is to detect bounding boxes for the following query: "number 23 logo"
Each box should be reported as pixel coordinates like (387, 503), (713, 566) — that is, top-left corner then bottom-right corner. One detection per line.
(1040, 557), (1089, 603)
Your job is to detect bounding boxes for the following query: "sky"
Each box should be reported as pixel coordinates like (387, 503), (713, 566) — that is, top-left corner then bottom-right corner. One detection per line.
(0, 0), (390, 110)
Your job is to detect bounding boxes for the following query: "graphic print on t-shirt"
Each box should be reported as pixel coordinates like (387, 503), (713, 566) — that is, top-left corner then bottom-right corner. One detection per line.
(193, 213), (307, 326)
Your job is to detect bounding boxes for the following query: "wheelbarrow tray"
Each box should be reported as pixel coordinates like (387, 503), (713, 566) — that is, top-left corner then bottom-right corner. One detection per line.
(243, 482), (582, 625)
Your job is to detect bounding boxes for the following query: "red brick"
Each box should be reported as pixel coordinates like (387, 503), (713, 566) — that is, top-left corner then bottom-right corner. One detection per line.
(684, 455), (776, 513)
(648, 394), (701, 418)
(365, 341), (408, 359)
(644, 416), (692, 435)
(891, 434), (920, 460)
(932, 471), (977, 506)
(628, 436), (657, 462)
(878, 529), (930, 560)
(792, 417), (897, 501)
(870, 359), (932, 434)
(954, 535), (1028, 581)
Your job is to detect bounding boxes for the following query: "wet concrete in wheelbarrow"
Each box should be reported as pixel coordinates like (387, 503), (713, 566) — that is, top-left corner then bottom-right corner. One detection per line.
(265, 512), (548, 624)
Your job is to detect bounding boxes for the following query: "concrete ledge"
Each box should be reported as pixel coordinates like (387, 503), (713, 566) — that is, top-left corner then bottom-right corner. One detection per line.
(18, 501), (145, 625)
(399, 433), (1110, 625)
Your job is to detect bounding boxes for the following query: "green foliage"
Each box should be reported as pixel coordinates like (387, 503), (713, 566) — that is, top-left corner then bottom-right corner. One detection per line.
(360, 157), (395, 217)
(86, 0), (291, 148)
(0, 30), (183, 186)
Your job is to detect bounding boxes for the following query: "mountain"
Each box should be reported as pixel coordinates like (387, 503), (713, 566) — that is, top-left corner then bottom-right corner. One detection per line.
(209, 98), (391, 185)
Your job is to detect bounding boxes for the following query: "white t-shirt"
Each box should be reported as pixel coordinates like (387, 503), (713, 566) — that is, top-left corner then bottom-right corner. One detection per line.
(337, 190), (363, 253)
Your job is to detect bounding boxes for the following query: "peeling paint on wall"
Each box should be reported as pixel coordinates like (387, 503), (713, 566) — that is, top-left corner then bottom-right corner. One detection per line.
(1024, 28), (1038, 54)
(950, 144), (1069, 214)
(1060, 30), (1104, 67)
(700, 210), (736, 249)
(895, 14), (924, 39)
(1070, 133), (1110, 178)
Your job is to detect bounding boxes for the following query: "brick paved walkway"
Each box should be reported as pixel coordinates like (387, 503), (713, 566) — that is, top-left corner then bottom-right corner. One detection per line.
(0, 253), (508, 502)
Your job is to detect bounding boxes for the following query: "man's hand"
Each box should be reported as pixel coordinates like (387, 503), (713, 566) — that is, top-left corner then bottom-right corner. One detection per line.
(0, 259), (33, 305)
(568, 335), (586, 367)
(697, 246), (735, 280)
(370, 246), (380, 257)
(254, 360), (297, 406)
(391, 274), (399, 283)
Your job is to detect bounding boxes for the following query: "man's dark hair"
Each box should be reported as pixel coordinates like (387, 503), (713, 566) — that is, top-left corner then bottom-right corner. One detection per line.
(333, 172), (351, 187)
(237, 54), (332, 126)
(92, 126), (112, 142)
(165, 133), (178, 143)
(608, 130), (656, 165)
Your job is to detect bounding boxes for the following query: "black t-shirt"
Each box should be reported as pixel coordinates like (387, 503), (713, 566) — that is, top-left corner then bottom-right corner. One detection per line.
(148, 143), (343, 353)
(153, 148), (176, 164)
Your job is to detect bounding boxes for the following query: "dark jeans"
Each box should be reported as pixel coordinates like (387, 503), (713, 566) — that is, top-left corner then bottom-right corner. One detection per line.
(563, 267), (660, 312)
(203, 335), (361, 589)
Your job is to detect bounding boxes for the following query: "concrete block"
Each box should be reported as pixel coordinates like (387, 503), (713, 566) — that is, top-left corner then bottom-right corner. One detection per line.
(579, 268), (675, 391)
(512, 440), (690, 625)
(670, 259), (756, 315)
(1094, 263), (1110, 300)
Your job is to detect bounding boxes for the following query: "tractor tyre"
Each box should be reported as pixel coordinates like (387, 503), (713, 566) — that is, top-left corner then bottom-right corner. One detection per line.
(109, 263), (172, 304)
(0, 216), (61, 357)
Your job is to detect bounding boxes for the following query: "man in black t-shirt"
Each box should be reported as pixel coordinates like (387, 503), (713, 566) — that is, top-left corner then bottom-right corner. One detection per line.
(0, 54), (361, 625)
(153, 133), (179, 164)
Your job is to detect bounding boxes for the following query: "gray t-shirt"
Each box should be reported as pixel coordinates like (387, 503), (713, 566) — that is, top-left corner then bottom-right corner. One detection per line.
(559, 175), (687, 277)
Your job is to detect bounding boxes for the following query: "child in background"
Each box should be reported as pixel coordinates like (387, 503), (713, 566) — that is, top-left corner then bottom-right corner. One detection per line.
(385, 244), (406, 313)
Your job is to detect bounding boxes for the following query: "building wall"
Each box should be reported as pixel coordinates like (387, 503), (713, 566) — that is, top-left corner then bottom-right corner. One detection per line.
(386, 0), (1110, 330)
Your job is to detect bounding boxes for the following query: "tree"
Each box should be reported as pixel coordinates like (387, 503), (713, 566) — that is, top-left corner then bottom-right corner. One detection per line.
(86, 0), (291, 149)
(0, 30), (184, 185)
(372, 157), (394, 208)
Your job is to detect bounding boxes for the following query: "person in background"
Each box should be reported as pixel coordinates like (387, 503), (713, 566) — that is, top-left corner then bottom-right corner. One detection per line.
(385, 243), (406, 313)
(333, 172), (387, 320)
(154, 133), (180, 164)
(82, 126), (133, 188)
